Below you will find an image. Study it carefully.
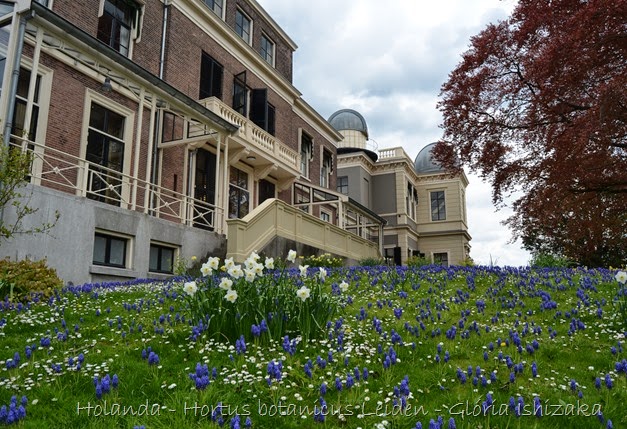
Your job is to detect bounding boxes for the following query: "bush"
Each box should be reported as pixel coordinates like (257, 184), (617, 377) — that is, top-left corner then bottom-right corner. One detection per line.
(407, 255), (431, 267)
(0, 258), (63, 302)
(359, 257), (386, 266)
(529, 252), (573, 268)
(302, 253), (343, 268)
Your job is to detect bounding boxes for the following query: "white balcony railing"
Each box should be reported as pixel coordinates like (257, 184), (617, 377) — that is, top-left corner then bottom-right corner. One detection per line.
(9, 137), (224, 233)
(200, 97), (300, 171)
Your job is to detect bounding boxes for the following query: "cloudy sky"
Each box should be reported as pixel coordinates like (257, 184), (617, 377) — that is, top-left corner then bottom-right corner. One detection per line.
(258, 0), (531, 266)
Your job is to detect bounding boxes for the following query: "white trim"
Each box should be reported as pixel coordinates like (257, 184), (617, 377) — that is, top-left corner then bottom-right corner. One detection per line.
(79, 89), (136, 205)
(93, 228), (134, 269)
(235, 7), (252, 46)
(260, 32), (275, 67)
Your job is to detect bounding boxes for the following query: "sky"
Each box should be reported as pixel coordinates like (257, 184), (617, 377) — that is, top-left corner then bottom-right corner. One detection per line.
(257, 0), (531, 266)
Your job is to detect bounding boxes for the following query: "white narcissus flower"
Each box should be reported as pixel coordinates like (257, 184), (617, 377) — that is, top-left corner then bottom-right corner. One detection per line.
(616, 271), (627, 284)
(200, 263), (212, 277)
(296, 286), (311, 302)
(183, 281), (197, 296)
(244, 268), (256, 282)
(299, 265), (309, 277)
(228, 265), (243, 279)
(264, 257), (274, 270)
(253, 262), (264, 276)
(250, 251), (260, 261)
(319, 267), (327, 281)
(219, 277), (233, 290)
(207, 256), (220, 270)
(287, 249), (297, 263)
(223, 257), (235, 270)
(224, 289), (238, 303)
(339, 280), (349, 292)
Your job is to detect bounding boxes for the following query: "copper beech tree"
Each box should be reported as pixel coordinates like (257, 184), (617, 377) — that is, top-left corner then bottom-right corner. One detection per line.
(435, 0), (626, 267)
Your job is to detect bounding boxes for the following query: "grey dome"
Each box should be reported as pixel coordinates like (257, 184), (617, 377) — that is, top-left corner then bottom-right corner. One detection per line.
(414, 143), (445, 174)
(328, 109), (369, 138)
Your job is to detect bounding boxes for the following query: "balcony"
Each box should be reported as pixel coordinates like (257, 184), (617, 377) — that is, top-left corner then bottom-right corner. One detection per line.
(199, 97), (300, 177)
(9, 137), (224, 233)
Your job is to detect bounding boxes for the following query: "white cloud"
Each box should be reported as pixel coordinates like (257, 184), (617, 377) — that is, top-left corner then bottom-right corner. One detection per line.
(259, 0), (528, 266)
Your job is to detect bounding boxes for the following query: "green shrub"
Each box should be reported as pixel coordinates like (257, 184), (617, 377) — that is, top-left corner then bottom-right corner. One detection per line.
(0, 258), (63, 302)
(302, 253), (344, 268)
(407, 255), (431, 267)
(529, 252), (572, 268)
(359, 257), (386, 266)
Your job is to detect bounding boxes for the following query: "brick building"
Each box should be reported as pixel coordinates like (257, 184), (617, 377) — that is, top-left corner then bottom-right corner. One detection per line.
(0, 0), (383, 284)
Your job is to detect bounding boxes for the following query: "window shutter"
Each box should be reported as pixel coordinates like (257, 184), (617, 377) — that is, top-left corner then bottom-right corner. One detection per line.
(250, 88), (268, 130)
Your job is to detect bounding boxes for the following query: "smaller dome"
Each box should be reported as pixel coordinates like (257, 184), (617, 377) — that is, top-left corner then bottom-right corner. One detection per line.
(414, 143), (445, 174)
(328, 109), (369, 138)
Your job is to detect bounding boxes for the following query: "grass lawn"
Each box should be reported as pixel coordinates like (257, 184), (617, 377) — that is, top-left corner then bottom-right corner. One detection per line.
(0, 260), (625, 429)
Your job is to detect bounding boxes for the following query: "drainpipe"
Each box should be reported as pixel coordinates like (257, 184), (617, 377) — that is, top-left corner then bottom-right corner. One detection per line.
(148, 0), (170, 209)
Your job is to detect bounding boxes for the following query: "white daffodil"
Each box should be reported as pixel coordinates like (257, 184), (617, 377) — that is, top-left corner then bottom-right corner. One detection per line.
(319, 267), (327, 281)
(228, 264), (244, 279)
(287, 249), (297, 263)
(250, 251), (260, 261)
(299, 265), (309, 277)
(207, 256), (220, 271)
(183, 281), (197, 296)
(264, 257), (275, 270)
(296, 285), (311, 302)
(244, 268), (256, 283)
(200, 263), (212, 277)
(616, 271), (627, 284)
(253, 262), (264, 276)
(219, 277), (233, 290)
(224, 289), (238, 303)
(339, 280), (349, 293)
(223, 257), (235, 270)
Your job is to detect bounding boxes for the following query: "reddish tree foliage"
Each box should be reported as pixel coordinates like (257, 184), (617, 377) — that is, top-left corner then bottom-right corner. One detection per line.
(436, 0), (627, 266)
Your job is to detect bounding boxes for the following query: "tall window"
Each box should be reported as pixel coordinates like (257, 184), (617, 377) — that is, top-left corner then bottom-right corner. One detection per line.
(203, 0), (223, 18)
(300, 132), (313, 178)
(228, 167), (249, 219)
(233, 80), (248, 116)
(260, 34), (275, 66)
(320, 150), (332, 188)
(93, 232), (128, 268)
(86, 103), (126, 205)
(406, 182), (417, 220)
(235, 9), (251, 44)
(11, 68), (40, 142)
(199, 52), (223, 99)
(337, 176), (348, 194)
(430, 190), (446, 221)
(97, 0), (138, 57)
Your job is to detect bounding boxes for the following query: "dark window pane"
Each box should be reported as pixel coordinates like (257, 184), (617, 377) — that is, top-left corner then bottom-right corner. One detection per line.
(109, 237), (126, 266)
(149, 245), (159, 271)
(160, 248), (174, 272)
(93, 235), (107, 264)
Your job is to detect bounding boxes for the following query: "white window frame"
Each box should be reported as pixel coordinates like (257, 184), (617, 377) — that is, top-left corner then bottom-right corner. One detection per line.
(149, 240), (179, 274)
(320, 208), (331, 223)
(429, 189), (446, 221)
(203, 0), (225, 19)
(320, 147), (333, 188)
(93, 229), (133, 269)
(235, 8), (252, 45)
(228, 163), (253, 219)
(79, 89), (135, 205)
(432, 251), (450, 267)
(406, 181), (417, 221)
(298, 128), (313, 180)
(260, 33), (275, 66)
(97, 0), (145, 58)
